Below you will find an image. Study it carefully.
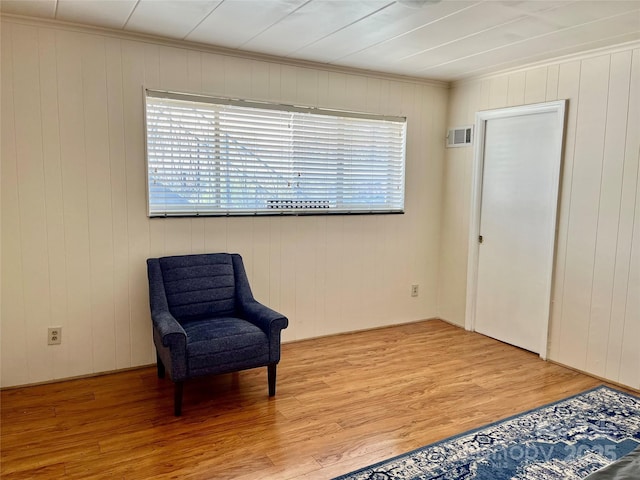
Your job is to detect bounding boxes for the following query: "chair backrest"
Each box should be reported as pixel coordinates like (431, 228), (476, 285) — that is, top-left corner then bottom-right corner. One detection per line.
(158, 253), (236, 322)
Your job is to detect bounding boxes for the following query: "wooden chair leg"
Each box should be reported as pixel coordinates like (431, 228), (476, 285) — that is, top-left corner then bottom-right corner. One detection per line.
(156, 354), (165, 379)
(268, 364), (277, 397)
(174, 381), (184, 416)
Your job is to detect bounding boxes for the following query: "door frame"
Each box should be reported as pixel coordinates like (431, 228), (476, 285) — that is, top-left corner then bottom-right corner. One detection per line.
(464, 100), (567, 360)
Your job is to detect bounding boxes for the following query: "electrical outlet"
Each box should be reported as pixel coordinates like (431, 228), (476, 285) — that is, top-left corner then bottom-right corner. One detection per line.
(411, 284), (419, 297)
(48, 327), (62, 345)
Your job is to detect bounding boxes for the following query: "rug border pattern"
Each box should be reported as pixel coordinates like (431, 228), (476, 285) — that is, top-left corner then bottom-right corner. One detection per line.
(333, 385), (640, 480)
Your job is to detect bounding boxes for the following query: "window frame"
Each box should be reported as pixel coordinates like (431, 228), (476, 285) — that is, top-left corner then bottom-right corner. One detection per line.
(143, 88), (407, 218)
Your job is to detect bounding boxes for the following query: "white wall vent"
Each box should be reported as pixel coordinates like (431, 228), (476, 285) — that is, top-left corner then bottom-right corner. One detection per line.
(446, 126), (473, 147)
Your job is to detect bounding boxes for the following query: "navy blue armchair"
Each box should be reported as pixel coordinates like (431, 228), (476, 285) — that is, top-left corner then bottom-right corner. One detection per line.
(146, 253), (288, 416)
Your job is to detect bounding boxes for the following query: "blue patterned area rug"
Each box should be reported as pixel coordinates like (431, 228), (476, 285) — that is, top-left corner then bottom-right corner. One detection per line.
(334, 386), (640, 480)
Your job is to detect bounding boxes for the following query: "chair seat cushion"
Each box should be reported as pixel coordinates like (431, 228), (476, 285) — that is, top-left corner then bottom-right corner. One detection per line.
(183, 317), (270, 377)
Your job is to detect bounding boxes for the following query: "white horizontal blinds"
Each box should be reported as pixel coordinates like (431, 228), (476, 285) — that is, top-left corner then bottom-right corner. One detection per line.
(145, 90), (406, 216)
(147, 98), (220, 213)
(218, 106), (299, 210)
(291, 113), (405, 212)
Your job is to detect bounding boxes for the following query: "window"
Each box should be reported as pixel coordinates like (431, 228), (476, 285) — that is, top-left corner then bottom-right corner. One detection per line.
(144, 89), (406, 217)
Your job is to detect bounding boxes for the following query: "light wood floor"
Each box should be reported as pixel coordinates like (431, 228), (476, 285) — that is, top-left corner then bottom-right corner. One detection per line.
(1, 320), (628, 480)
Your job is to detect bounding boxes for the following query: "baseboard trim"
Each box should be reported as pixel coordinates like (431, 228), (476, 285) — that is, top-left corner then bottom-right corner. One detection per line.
(431, 316), (465, 329)
(2, 318), (443, 390)
(282, 317), (443, 347)
(0, 364), (156, 391)
(10, 319), (635, 395)
(546, 359), (640, 395)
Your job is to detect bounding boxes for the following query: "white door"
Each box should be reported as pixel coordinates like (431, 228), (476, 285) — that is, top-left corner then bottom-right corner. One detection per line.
(469, 102), (566, 355)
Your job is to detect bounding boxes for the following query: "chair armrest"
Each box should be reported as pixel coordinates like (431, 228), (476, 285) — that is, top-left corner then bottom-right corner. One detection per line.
(230, 253), (288, 365)
(240, 299), (288, 364)
(147, 258), (187, 350)
(152, 311), (187, 349)
(231, 254), (289, 334)
(239, 299), (289, 334)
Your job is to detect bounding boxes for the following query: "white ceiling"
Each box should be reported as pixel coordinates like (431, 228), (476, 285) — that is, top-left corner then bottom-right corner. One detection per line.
(2, 0), (639, 81)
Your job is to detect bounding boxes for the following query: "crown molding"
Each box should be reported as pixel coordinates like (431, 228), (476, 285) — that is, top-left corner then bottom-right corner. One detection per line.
(0, 13), (450, 89)
(451, 39), (640, 87)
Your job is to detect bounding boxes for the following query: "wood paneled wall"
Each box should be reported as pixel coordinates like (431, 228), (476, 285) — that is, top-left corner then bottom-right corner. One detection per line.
(0, 19), (448, 387)
(439, 44), (640, 390)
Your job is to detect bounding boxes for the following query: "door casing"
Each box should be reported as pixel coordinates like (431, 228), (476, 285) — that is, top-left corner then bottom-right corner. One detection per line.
(464, 100), (567, 360)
